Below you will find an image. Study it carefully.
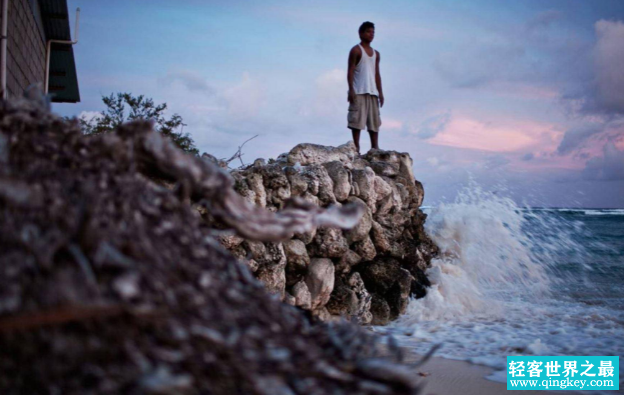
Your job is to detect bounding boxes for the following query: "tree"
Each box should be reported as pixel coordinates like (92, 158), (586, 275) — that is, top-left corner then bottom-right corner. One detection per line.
(80, 93), (199, 155)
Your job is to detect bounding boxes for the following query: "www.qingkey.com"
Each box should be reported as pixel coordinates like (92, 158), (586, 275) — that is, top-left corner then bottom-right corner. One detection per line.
(509, 378), (615, 390)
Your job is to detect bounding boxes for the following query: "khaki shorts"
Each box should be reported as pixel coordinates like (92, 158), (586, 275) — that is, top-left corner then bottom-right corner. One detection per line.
(348, 94), (381, 132)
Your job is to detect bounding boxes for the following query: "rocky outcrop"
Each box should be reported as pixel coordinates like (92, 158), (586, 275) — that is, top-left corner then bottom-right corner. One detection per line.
(214, 142), (438, 324)
(0, 99), (426, 394)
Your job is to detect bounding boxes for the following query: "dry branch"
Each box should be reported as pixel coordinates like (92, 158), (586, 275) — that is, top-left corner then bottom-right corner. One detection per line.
(223, 134), (258, 167)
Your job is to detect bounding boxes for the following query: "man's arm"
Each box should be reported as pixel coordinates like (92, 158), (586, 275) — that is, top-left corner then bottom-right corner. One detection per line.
(376, 50), (384, 108)
(347, 46), (361, 103)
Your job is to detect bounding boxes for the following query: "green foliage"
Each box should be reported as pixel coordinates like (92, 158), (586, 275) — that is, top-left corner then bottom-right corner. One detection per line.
(80, 93), (199, 155)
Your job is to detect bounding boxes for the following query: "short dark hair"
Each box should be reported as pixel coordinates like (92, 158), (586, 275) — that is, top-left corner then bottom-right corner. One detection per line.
(359, 21), (375, 34)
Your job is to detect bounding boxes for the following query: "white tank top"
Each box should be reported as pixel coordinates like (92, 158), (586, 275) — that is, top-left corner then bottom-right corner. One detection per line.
(353, 44), (378, 96)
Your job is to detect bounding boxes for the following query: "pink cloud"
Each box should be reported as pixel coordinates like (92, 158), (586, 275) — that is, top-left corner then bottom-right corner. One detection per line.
(382, 118), (403, 130)
(488, 82), (559, 100)
(428, 116), (560, 153)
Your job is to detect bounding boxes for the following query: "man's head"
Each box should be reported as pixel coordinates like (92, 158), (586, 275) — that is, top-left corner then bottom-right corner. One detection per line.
(359, 21), (375, 43)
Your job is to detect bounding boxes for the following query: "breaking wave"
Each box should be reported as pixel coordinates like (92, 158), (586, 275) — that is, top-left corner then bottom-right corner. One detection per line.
(377, 184), (624, 383)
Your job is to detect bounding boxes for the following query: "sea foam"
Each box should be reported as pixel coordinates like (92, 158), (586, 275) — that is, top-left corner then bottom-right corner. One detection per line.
(376, 185), (624, 385)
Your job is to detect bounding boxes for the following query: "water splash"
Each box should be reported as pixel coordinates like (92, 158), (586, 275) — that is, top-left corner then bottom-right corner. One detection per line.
(398, 183), (553, 323)
(381, 183), (624, 382)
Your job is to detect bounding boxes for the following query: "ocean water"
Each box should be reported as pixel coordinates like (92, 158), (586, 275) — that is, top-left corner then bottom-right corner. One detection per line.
(375, 186), (624, 385)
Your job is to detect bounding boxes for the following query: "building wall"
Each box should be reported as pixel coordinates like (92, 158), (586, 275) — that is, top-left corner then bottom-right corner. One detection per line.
(1, 0), (46, 98)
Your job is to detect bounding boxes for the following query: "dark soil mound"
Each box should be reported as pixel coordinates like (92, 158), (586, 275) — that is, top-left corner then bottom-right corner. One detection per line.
(0, 99), (420, 394)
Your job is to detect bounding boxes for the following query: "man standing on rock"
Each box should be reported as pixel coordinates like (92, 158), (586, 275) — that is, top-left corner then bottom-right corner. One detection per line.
(347, 21), (384, 154)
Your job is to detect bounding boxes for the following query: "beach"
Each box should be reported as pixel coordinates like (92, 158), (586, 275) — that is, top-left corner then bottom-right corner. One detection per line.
(410, 355), (584, 395)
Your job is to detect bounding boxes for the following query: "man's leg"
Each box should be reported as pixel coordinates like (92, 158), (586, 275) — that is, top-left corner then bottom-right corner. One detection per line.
(351, 128), (361, 154)
(369, 131), (379, 150)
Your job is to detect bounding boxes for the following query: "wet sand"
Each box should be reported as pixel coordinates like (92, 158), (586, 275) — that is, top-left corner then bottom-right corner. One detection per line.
(410, 355), (583, 395)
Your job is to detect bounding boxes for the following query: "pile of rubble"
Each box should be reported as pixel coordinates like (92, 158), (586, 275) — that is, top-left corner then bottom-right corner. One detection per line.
(208, 142), (438, 325)
(0, 99), (425, 394)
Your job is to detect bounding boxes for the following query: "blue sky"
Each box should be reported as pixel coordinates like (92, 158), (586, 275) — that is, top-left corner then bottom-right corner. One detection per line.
(56, 0), (624, 207)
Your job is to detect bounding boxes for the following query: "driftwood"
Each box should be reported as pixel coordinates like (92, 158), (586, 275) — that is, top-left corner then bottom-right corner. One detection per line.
(0, 98), (424, 395)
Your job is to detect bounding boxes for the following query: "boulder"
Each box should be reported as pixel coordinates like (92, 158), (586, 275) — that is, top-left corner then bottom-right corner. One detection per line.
(284, 167), (308, 197)
(232, 175), (257, 206)
(300, 192), (321, 207)
(294, 227), (316, 245)
(353, 236), (376, 262)
(256, 262), (286, 299)
(370, 221), (391, 253)
(245, 259), (260, 273)
(368, 160), (398, 177)
(363, 149), (403, 166)
(414, 180), (425, 208)
(351, 167), (377, 211)
(283, 239), (310, 287)
(247, 173), (267, 207)
(287, 142), (357, 167)
(310, 228), (349, 258)
(283, 239), (310, 270)
(218, 234), (245, 250)
(255, 243), (287, 299)
(305, 258), (335, 309)
(312, 307), (332, 321)
(358, 259), (418, 321)
(326, 278), (358, 317)
(344, 197), (372, 244)
(373, 176), (393, 203)
(243, 240), (267, 260)
(358, 258), (402, 296)
(335, 250), (362, 275)
(395, 153), (424, 207)
(323, 161), (352, 202)
(370, 294), (391, 326)
(284, 293), (296, 306)
(386, 268), (415, 318)
(259, 164), (291, 206)
(292, 281), (312, 310)
(301, 165), (336, 205)
(348, 272), (373, 325)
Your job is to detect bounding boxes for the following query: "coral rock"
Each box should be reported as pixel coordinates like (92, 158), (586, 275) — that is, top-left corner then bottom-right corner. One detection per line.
(255, 243), (287, 299)
(335, 250), (362, 275)
(215, 141), (438, 324)
(353, 236), (377, 262)
(326, 278), (359, 317)
(305, 258), (335, 309)
(348, 272), (373, 325)
(292, 280), (312, 310)
(282, 239), (310, 270)
(370, 294), (391, 326)
(323, 161), (352, 202)
(287, 142), (357, 167)
(344, 197), (372, 244)
(310, 228), (349, 258)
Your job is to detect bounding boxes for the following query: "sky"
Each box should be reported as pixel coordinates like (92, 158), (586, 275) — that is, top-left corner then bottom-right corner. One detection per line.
(56, 0), (624, 208)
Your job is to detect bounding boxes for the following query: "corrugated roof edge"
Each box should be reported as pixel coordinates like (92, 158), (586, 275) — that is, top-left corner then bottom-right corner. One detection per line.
(38, 0), (79, 103)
